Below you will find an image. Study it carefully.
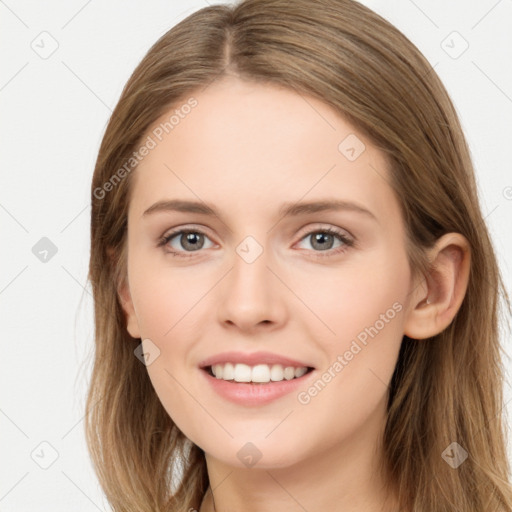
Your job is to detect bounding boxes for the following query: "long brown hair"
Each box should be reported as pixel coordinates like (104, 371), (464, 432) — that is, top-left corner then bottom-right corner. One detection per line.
(85, 0), (512, 510)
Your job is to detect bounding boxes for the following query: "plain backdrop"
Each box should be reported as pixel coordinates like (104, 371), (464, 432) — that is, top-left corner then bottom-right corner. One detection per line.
(1, 0), (511, 510)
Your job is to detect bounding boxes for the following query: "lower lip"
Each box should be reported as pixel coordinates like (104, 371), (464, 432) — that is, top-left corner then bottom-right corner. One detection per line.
(200, 367), (315, 406)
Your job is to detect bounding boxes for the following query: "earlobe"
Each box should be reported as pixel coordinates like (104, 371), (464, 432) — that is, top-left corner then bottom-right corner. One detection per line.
(108, 246), (141, 339)
(118, 277), (142, 339)
(403, 233), (471, 340)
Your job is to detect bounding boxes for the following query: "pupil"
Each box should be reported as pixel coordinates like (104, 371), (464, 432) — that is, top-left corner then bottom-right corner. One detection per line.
(183, 232), (203, 251)
(313, 232), (333, 250)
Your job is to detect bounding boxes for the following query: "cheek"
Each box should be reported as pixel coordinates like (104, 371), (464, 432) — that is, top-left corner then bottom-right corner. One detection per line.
(294, 249), (408, 406)
(128, 256), (211, 340)
(127, 261), (213, 405)
(128, 264), (208, 434)
(291, 291), (406, 453)
(294, 249), (410, 342)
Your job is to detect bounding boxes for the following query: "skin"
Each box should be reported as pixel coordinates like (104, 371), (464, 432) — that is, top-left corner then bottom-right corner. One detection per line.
(118, 75), (470, 512)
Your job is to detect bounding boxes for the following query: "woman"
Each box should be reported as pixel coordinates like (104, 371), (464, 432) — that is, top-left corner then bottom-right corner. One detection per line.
(86, 0), (512, 510)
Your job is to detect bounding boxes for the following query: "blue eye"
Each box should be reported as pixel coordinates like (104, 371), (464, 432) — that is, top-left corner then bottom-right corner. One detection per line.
(157, 226), (354, 259)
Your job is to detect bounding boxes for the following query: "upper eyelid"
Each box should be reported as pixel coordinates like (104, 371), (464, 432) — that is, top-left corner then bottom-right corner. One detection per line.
(161, 223), (354, 240)
(161, 224), (216, 242)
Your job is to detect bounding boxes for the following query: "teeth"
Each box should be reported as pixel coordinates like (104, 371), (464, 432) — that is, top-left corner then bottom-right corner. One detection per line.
(211, 363), (309, 383)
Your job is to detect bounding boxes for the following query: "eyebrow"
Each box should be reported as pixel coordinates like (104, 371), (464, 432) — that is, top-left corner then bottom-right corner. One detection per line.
(142, 198), (377, 222)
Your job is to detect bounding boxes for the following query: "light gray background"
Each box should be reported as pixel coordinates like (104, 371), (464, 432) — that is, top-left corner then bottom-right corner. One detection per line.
(1, 0), (511, 510)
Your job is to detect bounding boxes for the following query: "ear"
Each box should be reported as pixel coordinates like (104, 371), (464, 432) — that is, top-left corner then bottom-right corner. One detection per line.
(403, 233), (471, 339)
(108, 246), (141, 339)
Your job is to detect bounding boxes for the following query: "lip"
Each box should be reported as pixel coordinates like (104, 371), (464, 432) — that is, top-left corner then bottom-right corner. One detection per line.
(198, 351), (314, 369)
(200, 366), (317, 406)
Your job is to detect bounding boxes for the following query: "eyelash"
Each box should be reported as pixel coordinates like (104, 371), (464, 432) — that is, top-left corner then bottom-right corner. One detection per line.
(157, 225), (355, 260)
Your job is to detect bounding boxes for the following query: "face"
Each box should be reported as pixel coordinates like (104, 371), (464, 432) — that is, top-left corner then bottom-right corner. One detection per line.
(119, 75), (418, 469)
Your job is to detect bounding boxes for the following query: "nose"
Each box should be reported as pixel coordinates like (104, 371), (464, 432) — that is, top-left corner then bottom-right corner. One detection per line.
(217, 242), (288, 333)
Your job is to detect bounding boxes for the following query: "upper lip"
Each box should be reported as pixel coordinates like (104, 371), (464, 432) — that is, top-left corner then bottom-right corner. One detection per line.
(198, 351), (314, 369)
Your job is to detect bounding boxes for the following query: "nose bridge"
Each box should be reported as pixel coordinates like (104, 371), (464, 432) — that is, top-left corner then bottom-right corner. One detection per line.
(218, 233), (285, 329)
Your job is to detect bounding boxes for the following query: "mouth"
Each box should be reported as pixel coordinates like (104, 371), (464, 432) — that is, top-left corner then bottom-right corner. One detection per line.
(199, 361), (317, 406)
(201, 364), (315, 384)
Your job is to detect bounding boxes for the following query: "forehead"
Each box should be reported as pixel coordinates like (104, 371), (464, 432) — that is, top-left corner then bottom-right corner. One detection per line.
(129, 76), (398, 225)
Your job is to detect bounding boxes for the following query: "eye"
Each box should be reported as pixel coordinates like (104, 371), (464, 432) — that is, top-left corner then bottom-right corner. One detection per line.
(158, 228), (214, 257)
(295, 227), (354, 258)
(157, 225), (355, 259)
